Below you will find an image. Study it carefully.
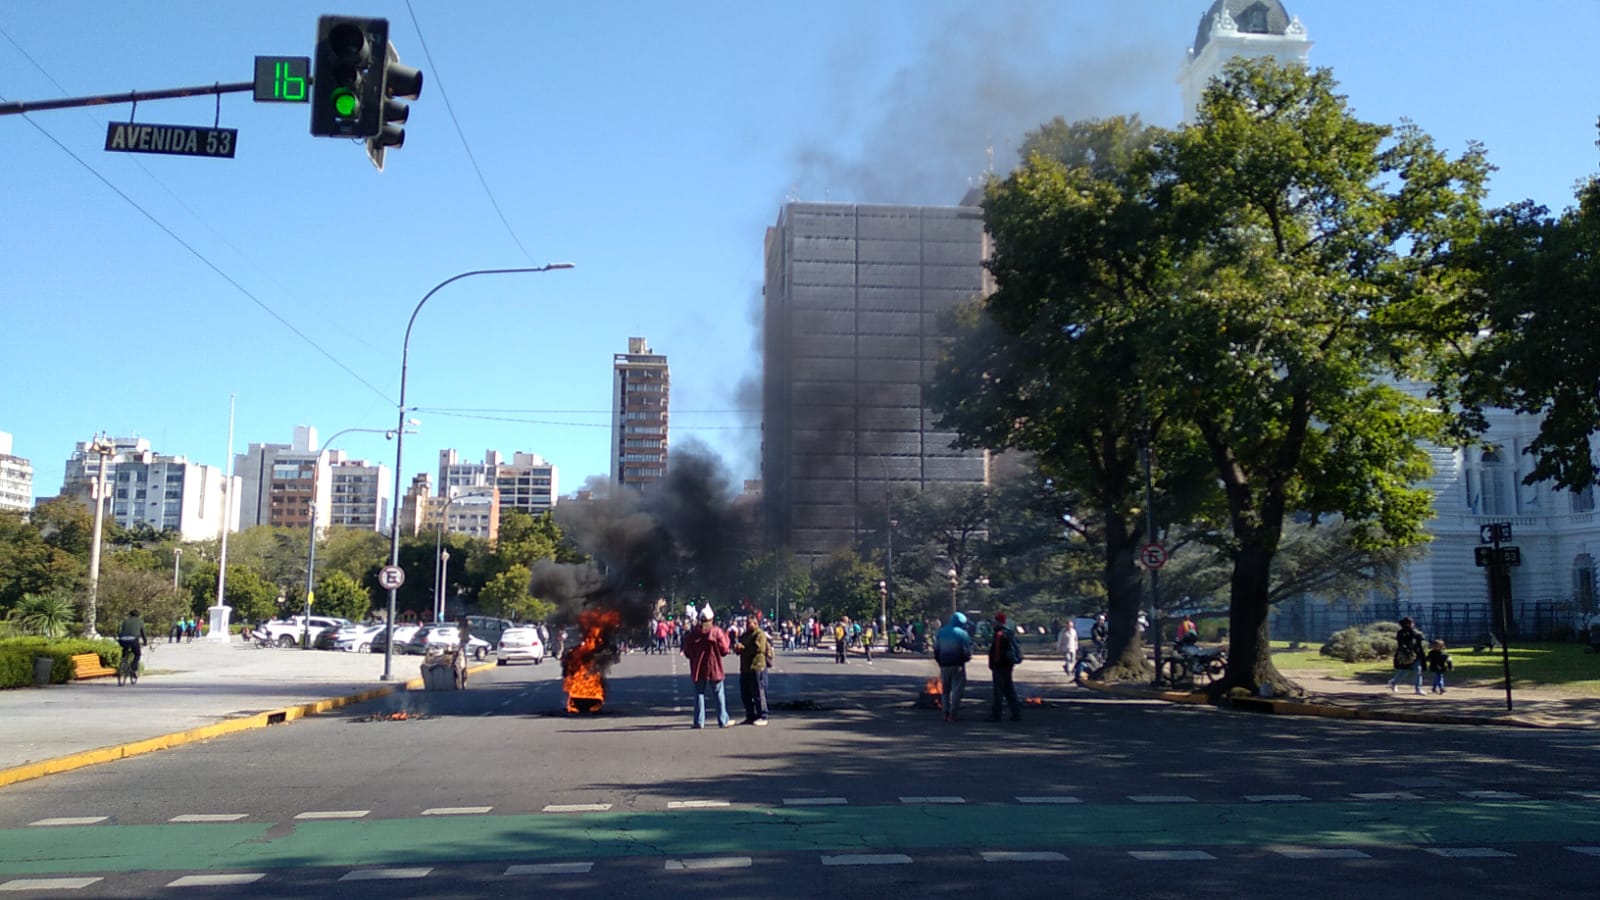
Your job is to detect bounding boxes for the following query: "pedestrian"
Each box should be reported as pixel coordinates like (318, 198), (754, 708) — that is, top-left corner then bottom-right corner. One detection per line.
(862, 621), (875, 663)
(1057, 619), (1080, 681)
(734, 615), (773, 725)
(1176, 614), (1198, 644)
(1426, 639), (1454, 693)
(933, 612), (974, 722)
(169, 618), (182, 643)
(682, 604), (732, 729)
(833, 618), (849, 664)
(1387, 616), (1426, 695)
(987, 613), (1024, 722)
(1090, 613), (1108, 650)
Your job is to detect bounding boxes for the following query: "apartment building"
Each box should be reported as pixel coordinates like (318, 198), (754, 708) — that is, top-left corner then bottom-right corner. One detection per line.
(610, 337), (670, 491)
(0, 432), (32, 513)
(60, 436), (237, 541)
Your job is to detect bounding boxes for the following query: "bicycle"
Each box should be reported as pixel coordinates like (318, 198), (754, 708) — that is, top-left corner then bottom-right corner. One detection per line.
(116, 638), (145, 686)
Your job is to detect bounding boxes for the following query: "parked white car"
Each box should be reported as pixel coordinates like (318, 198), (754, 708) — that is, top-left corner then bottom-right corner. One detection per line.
(370, 623), (421, 654)
(496, 625), (546, 666)
(406, 624), (491, 660)
(330, 623), (385, 653)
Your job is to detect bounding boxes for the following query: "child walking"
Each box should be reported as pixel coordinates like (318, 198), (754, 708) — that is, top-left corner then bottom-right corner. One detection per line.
(1426, 639), (1454, 694)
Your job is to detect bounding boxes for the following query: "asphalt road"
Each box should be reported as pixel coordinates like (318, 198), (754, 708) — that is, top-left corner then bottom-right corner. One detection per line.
(3, 646), (1599, 898)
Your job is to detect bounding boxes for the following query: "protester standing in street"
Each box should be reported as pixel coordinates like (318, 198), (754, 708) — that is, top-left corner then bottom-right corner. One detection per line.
(1057, 619), (1079, 681)
(734, 615), (772, 725)
(683, 604), (732, 729)
(987, 613), (1023, 722)
(933, 612), (974, 723)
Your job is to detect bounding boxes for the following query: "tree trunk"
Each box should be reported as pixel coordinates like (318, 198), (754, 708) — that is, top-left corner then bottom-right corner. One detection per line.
(1097, 513), (1149, 681)
(1211, 540), (1304, 699)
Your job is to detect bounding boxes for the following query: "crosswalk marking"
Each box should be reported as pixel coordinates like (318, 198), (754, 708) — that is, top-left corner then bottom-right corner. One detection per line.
(339, 867), (432, 881)
(664, 857), (752, 870)
(667, 800), (730, 809)
(1351, 792), (1421, 801)
(1273, 848), (1371, 859)
(899, 796), (964, 804)
(1566, 847), (1600, 857)
(167, 874), (265, 887)
(543, 803), (612, 812)
(422, 806), (493, 816)
(506, 862), (594, 875)
(783, 797), (847, 806)
(27, 817), (107, 827)
(981, 851), (1068, 862)
(169, 814), (247, 823)
(0, 877), (103, 891)
(1129, 850), (1214, 860)
(1460, 791), (1528, 801)
(1017, 796), (1082, 804)
(1244, 794), (1309, 803)
(1425, 848), (1514, 858)
(296, 810), (369, 820)
(822, 854), (914, 866)
(1129, 795), (1196, 803)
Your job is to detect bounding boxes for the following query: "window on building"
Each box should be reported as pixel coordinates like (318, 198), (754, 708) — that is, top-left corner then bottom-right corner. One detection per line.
(1572, 485), (1596, 514)
(1575, 554), (1596, 610)
(1480, 448), (1513, 515)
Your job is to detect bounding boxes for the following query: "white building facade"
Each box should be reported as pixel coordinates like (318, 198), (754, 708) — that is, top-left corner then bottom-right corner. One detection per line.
(438, 449), (558, 519)
(0, 432), (32, 513)
(61, 437), (238, 541)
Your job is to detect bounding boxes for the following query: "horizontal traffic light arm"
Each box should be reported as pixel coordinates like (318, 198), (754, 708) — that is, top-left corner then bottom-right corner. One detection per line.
(0, 80), (253, 117)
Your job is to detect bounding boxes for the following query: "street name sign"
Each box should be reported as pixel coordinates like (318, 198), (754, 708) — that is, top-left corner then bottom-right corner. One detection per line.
(104, 122), (236, 158)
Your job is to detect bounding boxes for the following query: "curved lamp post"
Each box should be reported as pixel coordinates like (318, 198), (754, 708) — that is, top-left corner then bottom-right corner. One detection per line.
(947, 568), (959, 617)
(433, 489), (495, 624)
(382, 264), (575, 681)
(302, 426), (397, 648)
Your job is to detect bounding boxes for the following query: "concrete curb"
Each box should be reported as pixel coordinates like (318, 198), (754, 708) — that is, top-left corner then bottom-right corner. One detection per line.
(1079, 679), (1557, 729)
(0, 662), (498, 790)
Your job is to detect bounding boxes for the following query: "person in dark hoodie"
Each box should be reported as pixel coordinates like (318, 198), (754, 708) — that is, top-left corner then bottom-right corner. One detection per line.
(933, 612), (974, 723)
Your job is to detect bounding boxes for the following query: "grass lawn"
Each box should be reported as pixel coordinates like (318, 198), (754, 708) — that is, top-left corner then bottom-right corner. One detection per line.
(1270, 640), (1600, 696)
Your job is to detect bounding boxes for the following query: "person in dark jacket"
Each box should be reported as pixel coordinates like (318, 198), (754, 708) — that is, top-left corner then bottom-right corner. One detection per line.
(682, 604), (731, 729)
(733, 616), (773, 725)
(987, 613), (1023, 722)
(1387, 616), (1426, 695)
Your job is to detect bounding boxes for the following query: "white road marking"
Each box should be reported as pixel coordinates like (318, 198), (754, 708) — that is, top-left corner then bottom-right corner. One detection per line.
(980, 851), (1068, 862)
(1566, 847), (1600, 857)
(1350, 792), (1422, 801)
(543, 803), (613, 813)
(1273, 848), (1371, 859)
(821, 854), (914, 866)
(1459, 791), (1528, 801)
(27, 817), (107, 827)
(339, 867), (433, 880)
(295, 810), (370, 820)
(1244, 795), (1309, 803)
(667, 800), (731, 809)
(169, 814), (248, 823)
(1017, 796), (1082, 804)
(783, 797), (847, 806)
(422, 806), (493, 816)
(167, 874), (266, 887)
(0, 877), (102, 891)
(664, 857), (752, 870)
(1128, 795), (1196, 804)
(1128, 850), (1215, 861)
(899, 796), (964, 804)
(1425, 848), (1514, 858)
(1566, 791), (1600, 801)
(506, 862), (595, 875)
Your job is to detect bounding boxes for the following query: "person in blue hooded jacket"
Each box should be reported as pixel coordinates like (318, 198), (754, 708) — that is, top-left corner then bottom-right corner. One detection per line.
(933, 612), (975, 722)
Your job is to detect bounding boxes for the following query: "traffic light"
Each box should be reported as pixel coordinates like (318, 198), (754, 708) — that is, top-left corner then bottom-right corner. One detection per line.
(365, 42), (424, 171)
(309, 15), (388, 137)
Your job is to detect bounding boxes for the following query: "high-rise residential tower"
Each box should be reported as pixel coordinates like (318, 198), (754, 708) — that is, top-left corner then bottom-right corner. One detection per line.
(610, 337), (670, 491)
(0, 432), (33, 513)
(762, 202), (990, 561)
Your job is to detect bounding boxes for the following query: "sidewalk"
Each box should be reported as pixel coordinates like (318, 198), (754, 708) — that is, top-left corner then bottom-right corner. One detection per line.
(0, 638), (456, 788)
(1087, 666), (1600, 729)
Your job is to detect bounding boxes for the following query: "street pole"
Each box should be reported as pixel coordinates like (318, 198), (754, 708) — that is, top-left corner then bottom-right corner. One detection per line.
(83, 436), (114, 638)
(948, 568), (959, 617)
(302, 504), (317, 649)
(382, 264), (574, 682)
(1141, 397), (1162, 687)
(172, 547), (182, 591)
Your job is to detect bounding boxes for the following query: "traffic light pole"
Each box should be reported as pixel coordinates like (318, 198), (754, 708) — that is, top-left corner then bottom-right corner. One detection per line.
(0, 82), (253, 117)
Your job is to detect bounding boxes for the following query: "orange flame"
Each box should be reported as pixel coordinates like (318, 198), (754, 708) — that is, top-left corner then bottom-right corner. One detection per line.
(564, 607), (620, 713)
(924, 677), (941, 695)
(1025, 697), (1044, 706)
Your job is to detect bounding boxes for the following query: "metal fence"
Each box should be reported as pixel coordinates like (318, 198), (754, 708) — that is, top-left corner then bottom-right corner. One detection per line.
(1271, 599), (1581, 645)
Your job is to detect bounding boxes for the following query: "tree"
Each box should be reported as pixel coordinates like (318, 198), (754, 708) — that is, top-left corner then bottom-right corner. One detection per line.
(1446, 133), (1600, 491)
(1156, 59), (1488, 695)
(809, 551), (883, 624)
(314, 570), (372, 622)
(8, 590), (79, 638)
(480, 564), (554, 623)
(932, 114), (1213, 677)
(0, 511), (82, 615)
(97, 563), (187, 633)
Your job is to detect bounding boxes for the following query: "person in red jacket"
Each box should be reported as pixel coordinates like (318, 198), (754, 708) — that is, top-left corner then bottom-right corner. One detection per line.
(682, 604), (732, 729)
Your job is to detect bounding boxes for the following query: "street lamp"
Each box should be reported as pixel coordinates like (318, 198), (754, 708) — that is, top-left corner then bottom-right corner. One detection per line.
(172, 547), (183, 591)
(300, 426), (397, 649)
(436, 548), (450, 622)
(383, 263), (575, 681)
(878, 579), (888, 637)
(947, 568), (959, 617)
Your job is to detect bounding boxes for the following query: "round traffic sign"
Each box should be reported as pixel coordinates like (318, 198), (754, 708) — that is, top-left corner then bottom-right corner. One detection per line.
(1139, 543), (1168, 570)
(378, 565), (406, 590)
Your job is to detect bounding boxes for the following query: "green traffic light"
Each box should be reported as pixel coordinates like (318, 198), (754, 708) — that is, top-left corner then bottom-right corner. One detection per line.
(332, 88), (357, 118)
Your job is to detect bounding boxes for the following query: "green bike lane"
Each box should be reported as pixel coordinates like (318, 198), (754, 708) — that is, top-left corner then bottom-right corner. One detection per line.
(4, 800), (1600, 876)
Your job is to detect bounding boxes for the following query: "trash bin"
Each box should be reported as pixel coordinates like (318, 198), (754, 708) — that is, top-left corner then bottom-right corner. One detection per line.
(33, 656), (54, 687)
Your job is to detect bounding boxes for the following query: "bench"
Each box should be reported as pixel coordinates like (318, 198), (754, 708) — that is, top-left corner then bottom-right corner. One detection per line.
(70, 652), (116, 680)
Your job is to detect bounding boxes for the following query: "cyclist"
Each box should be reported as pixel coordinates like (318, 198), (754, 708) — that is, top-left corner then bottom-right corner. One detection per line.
(117, 609), (149, 675)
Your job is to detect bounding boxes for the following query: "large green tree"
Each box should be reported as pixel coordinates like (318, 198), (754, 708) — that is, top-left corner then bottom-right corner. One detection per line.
(1155, 59), (1488, 694)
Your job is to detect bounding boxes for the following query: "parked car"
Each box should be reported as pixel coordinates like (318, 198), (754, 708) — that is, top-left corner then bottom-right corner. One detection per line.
(258, 616), (352, 649)
(406, 624), (490, 660)
(327, 623), (384, 653)
(370, 623), (421, 654)
(466, 615), (515, 649)
(496, 625), (546, 666)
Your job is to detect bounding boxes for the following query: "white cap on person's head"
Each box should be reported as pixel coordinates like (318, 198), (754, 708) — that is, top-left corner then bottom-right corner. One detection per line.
(700, 604), (714, 621)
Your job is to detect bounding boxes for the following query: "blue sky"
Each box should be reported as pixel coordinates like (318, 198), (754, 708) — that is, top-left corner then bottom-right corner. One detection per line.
(4, 1), (1597, 500)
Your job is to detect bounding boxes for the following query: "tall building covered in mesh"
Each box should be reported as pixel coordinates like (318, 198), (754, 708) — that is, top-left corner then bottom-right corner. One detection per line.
(762, 202), (990, 561)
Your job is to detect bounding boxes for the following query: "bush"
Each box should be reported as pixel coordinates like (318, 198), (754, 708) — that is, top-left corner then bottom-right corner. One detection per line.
(0, 637), (122, 689)
(1320, 623), (1398, 663)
